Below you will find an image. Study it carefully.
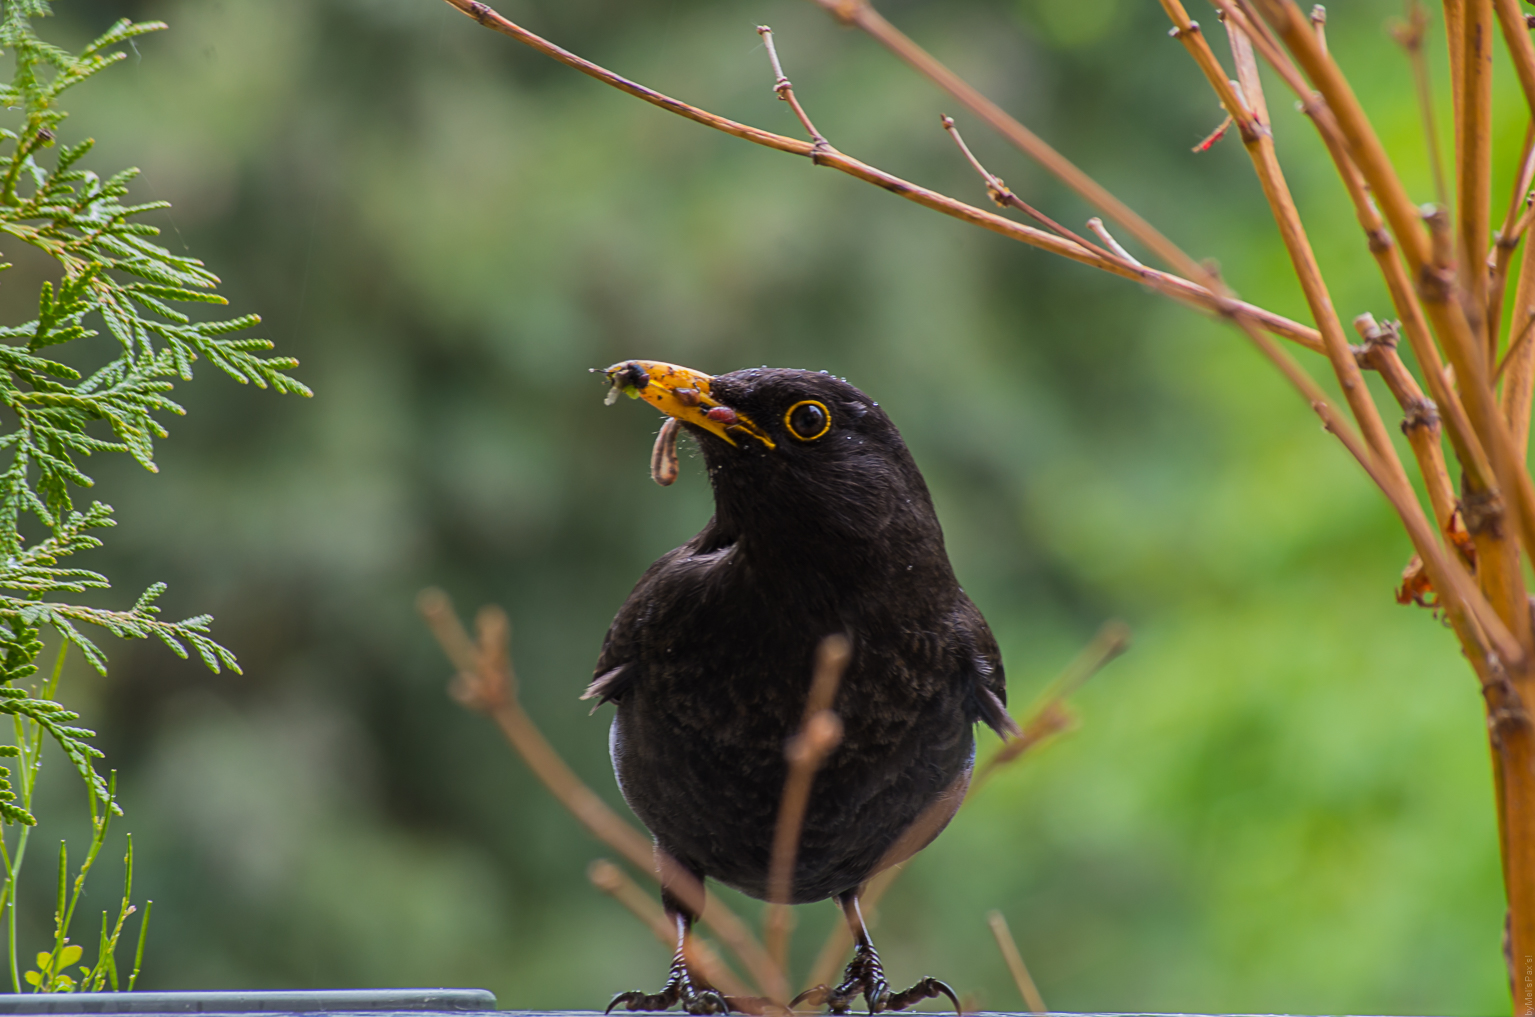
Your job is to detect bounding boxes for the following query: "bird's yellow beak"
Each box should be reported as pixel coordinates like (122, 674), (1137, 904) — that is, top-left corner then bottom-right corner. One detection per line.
(602, 360), (776, 449)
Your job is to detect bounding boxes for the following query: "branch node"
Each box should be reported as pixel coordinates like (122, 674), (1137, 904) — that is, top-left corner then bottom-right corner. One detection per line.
(1351, 312), (1400, 351)
(1463, 487), (1507, 539)
(468, 0), (490, 22)
(1482, 657), (1531, 744)
(1169, 21), (1201, 39)
(1419, 262), (1456, 305)
(1400, 397), (1441, 435)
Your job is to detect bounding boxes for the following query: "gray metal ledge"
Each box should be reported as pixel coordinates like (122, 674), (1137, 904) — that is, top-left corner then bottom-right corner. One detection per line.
(0, 990), (497, 1014)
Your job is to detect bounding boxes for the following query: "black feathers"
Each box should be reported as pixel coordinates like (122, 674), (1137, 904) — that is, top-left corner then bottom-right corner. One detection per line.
(591, 367), (1011, 908)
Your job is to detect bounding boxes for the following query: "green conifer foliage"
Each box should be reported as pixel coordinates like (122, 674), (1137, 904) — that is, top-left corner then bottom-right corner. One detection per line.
(0, 0), (308, 988)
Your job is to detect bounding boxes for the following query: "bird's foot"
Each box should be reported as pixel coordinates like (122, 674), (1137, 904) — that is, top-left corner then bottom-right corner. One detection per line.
(790, 944), (959, 1015)
(607, 957), (729, 1014)
(879, 978), (959, 1014)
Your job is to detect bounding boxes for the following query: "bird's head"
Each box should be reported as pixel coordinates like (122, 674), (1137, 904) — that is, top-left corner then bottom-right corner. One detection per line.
(603, 360), (945, 561)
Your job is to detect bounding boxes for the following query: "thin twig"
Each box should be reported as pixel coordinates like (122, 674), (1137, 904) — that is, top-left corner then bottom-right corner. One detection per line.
(974, 620), (1128, 789)
(757, 27), (830, 154)
(800, 621), (1125, 996)
(1455, 0), (1495, 359)
(1499, 250), (1535, 455)
(941, 116), (1126, 268)
(1487, 122), (1535, 357)
(807, 0), (1209, 282)
(1493, 0), (1535, 133)
(1192, 111), (1234, 153)
(1391, 2), (1451, 214)
(1496, 309), (1535, 383)
(763, 635), (850, 1000)
(1512, 197), (1535, 249)
(1309, 4), (1327, 53)
(590, 860), (676, 950)
(1445, 0), (1466, 141)
(588, 860), (750, 1001)
(987, 911), (1046, 1015)
(416, 589), (785, 999)
(1086, 218), (1140, 266)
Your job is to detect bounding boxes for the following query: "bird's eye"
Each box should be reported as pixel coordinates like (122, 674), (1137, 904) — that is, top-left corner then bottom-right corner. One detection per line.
(784, 400), (831, 441)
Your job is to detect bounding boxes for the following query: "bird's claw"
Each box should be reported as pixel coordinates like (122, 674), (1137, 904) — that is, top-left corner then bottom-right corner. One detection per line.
(789, 986), (831, 1012)
(880, 978), (959, 1014)
(793, 944), (958, 1014)
(606, 969), (729, 1014)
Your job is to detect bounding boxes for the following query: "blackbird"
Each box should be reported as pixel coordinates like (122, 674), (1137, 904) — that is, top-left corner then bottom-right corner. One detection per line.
(589, 361), (1016, 1016)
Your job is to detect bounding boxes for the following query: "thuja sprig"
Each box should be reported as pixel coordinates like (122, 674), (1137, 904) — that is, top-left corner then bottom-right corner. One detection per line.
(0, 0), (309, 991)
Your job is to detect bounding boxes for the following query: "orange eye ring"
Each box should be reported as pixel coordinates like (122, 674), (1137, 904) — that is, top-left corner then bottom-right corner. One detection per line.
(784, 400), (832, 441)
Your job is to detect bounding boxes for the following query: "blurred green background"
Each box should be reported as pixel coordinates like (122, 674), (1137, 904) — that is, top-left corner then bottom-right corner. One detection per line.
(1, 0), (1522, 1011)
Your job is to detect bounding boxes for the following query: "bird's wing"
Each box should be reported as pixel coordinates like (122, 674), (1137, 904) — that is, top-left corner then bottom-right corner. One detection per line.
(957, 596), (1018, 739)
(583, 545), (689, 706)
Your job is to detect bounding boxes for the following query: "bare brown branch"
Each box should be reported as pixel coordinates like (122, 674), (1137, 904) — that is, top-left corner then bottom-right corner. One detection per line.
(1456, 0), (1495, 360)
(986, 911), (1046, 1015)
(800, 621), (1125, 993)
(1493, 0), (1535, 129)
(975, 620), (1128, 787)
(1486, 123), (1535, 356)
(1086, 218), (1140, 266)
(757, 26), (830, 153)
(590, 859), (674, 944)
(417, 589), (785, 998)
(809, 0), (1210, 282)
(941, 116), (1129, 269)
(1351, 315), (1459, 540)
(588, 860), (751, 1000)
(763, 635), (850, 1001)
(1503, 251), (1535, 457)
(1159, 1), (1260, 142)
(1391, 2), (1451, 213)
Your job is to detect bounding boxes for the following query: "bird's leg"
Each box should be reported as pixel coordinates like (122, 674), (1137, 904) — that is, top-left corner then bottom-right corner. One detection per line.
(607, 904), (729, 1015)
(792, 890), (959, 1015)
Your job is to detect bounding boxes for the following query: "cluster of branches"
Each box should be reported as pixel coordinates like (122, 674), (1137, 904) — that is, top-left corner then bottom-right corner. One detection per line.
(0, 0), (308, 991)
(441, 0), (1535, 995)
